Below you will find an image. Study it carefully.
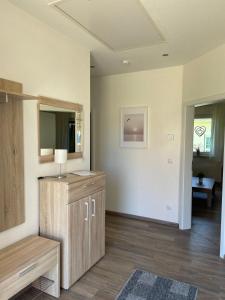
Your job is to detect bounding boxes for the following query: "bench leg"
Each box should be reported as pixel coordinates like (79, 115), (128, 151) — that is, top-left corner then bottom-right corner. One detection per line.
(35, 246), (60, 298)
(46, 246), (60, 298)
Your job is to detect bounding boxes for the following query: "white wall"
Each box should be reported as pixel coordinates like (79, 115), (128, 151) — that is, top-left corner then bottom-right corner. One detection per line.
(92, 66), (183, 223)
(183, 43), (225, 103)
(0, 0), (90, 249)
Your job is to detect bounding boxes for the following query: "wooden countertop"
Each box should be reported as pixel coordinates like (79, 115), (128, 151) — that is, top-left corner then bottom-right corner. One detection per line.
(39, 171), (105, 185)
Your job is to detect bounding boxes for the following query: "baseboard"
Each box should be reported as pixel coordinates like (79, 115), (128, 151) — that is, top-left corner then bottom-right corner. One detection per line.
(106, 210), (179, 228)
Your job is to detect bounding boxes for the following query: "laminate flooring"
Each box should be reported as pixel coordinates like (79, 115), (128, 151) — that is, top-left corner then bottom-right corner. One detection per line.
(39, 210), (225, 300)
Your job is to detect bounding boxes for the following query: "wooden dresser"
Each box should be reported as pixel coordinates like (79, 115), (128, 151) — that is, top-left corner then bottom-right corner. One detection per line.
(39, 172), (105, 289)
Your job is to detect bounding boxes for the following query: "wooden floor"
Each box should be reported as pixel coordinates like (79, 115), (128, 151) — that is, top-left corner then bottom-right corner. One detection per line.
(192, 183), (222, 255)
(38, 210), (225, 300)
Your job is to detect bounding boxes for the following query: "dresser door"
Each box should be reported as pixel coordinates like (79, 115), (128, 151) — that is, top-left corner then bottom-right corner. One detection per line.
(68, 196), (90, 285)
(89, 190), (105, 266)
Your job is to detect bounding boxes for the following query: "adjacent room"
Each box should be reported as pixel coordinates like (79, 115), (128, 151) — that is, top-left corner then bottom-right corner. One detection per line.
(1, 0), (225, 299)
(192, 102), (225, 255)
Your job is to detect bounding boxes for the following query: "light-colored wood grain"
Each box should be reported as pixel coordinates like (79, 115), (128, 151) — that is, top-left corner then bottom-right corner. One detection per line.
(1, 248), (57, 300)
(0, 79), (37, 100)
(41, 245), (60, 298)
(0, 77), (36, 234)
(68, 175), (106, 204)
(38, 96), (83, 112)
(39, 180), (69, 287)
(0, 91), (38, 101)
(37, 96), (83, 163)
(68, 197), (90, 286)
(0, 235), (60, 300)
(39, 173), (106, 290)
(0, 97), (25, 232)
(39, 152), (83, 163)
(0, 78), (22, 94)
(40, 171), (105, 185)
(90, 191), (105, 266)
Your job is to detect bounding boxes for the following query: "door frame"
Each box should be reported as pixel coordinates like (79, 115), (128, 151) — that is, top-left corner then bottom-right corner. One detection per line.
(179, 105), (194, 230)
(179, 93), (225, 258)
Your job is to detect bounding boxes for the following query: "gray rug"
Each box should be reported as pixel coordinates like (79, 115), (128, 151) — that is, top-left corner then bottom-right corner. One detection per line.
(116, 270), (198, 300)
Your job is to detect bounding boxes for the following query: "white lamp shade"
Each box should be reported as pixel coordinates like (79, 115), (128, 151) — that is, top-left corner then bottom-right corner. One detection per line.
(55, 149), (67, 164)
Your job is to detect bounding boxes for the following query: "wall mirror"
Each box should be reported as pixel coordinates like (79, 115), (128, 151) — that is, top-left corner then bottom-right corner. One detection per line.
(38, 97), (83, 163)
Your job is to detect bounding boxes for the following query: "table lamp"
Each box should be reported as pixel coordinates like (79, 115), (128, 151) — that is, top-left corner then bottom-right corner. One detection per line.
(55, 149), (67, 179)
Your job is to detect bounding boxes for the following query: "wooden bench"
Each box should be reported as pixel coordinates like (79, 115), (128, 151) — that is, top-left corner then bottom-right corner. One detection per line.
(0, 235), (60, 300)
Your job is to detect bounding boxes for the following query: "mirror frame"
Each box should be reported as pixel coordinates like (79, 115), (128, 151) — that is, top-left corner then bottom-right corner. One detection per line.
(38, 96), (83, 163)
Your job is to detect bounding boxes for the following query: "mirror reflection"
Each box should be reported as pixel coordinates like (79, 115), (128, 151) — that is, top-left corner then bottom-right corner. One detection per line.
(39, 104), (83, 157)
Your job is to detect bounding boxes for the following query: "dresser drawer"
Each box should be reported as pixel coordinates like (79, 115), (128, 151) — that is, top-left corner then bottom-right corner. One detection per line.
(0, 248), (58, 300)
(68, 175), (105, 204)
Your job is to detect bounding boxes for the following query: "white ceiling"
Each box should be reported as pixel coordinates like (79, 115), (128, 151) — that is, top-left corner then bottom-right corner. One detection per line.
(55, 0), (165, 51)
(9, 0), (225, 76)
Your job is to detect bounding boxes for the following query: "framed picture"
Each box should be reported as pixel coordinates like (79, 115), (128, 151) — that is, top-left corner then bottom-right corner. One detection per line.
(120, 106), (148, 148)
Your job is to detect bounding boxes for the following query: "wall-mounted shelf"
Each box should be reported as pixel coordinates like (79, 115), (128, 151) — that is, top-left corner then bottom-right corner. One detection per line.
(0, 90), (38, 102)
(0, 78), (38, 102)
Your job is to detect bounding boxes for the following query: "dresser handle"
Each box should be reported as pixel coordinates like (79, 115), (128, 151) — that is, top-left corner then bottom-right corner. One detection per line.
(84, 202), (89, 221)
(19, 264), (37, 277)
(91, 199), (96, 217)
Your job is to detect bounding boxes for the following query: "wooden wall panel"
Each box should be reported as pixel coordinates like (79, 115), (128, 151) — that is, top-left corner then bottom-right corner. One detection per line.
(0, 78), (22, 94)
(0, 97), (25, 232)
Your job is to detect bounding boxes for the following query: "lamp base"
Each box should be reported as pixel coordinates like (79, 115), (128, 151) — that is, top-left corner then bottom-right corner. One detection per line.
(57, 163), (66, 179)
(57, 175), (66, 179)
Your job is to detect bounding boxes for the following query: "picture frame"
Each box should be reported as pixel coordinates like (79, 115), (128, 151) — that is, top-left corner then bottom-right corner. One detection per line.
(120, 106), (148, 148)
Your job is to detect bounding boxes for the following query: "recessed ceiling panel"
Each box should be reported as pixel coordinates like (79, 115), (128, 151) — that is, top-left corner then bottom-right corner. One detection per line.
(54, 0), (165, 51)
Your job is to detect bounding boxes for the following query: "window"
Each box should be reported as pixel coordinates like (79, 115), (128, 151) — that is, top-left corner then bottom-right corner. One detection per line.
(193, 118), (212, 153)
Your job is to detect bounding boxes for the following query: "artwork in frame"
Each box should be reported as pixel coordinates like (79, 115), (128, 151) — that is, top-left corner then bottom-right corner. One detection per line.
(120, 106), (148, 148)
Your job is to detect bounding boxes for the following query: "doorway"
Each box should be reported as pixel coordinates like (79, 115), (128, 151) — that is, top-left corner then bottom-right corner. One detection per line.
(180, 98), (225, 258)
(192, 103), (224, 255)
